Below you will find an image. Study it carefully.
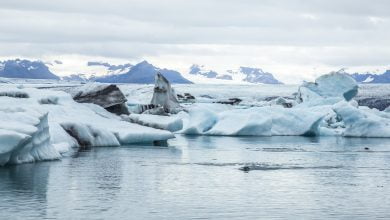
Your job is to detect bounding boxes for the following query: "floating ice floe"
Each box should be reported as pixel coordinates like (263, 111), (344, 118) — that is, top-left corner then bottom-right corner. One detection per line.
(180, 106), (324, 136)
(0, 85), (174, 165)
(123, 114), (183, 132)
(178, 71), (390, 138)
(333, 101), (390, 137)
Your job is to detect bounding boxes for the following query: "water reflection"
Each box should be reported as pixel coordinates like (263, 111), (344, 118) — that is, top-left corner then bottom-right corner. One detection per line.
(0, 136), (390, 219)
(0, 162), (51, 219)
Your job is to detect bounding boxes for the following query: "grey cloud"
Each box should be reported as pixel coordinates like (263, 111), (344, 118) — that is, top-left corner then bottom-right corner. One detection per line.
(0, 7), (389, 46)
(0, 0), (389, 76)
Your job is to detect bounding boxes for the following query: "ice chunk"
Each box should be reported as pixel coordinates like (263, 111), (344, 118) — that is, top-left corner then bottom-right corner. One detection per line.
(268, 96), (295, 108)
(270, 107), (324, 136)
(0, 111), (61, 166)
(181, 106), (218, 134)
(0, 90), (29, 98)
(71, 83), (129, 115)
(123, 114), (183, 132)
(38, 96), (59, 105)
(360, 106), (390, 120)
(333, 101), (390, 137)
(0, 129), (29, 165)
(113, 122), (174, 144)
(50, 123), (78, 153)
(206, 109), (272, 136)
(61, 122), (121, 147)
(151, 72), (181, 113)
(0, 86), (176, 158)
(181, 106), (324, 136)
(297, 72), (358, 104)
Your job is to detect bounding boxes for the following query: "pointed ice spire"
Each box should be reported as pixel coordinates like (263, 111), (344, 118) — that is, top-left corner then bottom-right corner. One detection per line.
(151, 72), (180, 113)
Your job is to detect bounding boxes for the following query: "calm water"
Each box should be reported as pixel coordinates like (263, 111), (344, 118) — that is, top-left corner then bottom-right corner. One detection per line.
(1, 135), (390, 219)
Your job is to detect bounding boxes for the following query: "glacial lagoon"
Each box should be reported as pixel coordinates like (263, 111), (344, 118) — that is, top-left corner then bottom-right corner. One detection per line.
(1, 135), (390, 219)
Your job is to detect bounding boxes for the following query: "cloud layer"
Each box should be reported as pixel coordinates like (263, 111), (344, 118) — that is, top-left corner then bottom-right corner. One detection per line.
(1, 0), (389, 82)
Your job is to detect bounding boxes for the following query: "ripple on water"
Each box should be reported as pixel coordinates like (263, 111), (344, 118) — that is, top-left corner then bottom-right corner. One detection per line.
(238, 163), (344, 172)
(167, 161), (343, 172)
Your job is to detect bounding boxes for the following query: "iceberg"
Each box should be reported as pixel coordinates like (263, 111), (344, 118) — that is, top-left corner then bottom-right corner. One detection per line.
(60, 122), (121, 147)
(181, 106), (218, 135)
(0, 107), (61, 166)
(150, 72), (181, 113)
(333, 101), (390, 137)
(174, 72), (390, 138)
(117, 74), (390, 138)
(123, 114), (183, 132)
(181, 106), (324, 136)
(297, 72), (358, 104)
(205, 109), (272, 136)
(0, 85), (175, 165)
(70, 83), (129, 115)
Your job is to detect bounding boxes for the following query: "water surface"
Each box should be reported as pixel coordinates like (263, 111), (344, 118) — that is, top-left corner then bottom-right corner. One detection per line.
(1, 135), (390, 219)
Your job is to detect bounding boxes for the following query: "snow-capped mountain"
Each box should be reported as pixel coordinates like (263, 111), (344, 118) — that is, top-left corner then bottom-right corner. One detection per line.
(185, 64), (282, 84)
(188, 64), (233, 81)
(48, 60), (134, 80)
(189, 64), (219, 78)
(87, 61), (133, 76)
(95, 61), (192, 84)
(232, 67), (283, 84)
(350, 70), (390, 83)
(0, 59), (60, 80)
(62, 74), (90, 82)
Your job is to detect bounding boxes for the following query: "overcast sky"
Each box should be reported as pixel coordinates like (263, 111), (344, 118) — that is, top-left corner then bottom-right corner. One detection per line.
(1, 0), (390, 82)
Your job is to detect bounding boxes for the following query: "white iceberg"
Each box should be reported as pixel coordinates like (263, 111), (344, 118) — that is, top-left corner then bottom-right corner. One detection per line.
(0, 107), (61, 166)
(333, 101), (390, 137)
(0, 85), (175, 165)
(297, 72), (358, 105)
(123, 114), (183, 132)
(205, 109), (272, 136)
(181, 106), (324, 136)
(181, 106), (218, 135)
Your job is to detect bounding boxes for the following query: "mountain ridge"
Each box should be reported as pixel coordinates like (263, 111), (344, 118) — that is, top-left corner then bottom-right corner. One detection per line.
(0, 59), (60, 80)
(187, 64), (283, 84)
